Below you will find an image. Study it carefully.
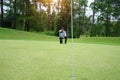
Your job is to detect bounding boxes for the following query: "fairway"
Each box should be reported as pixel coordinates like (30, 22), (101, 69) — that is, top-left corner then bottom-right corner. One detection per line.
(0, 40), (120, 80)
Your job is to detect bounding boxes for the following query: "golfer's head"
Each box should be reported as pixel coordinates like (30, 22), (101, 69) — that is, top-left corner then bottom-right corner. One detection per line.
(61, 27), (64, 30)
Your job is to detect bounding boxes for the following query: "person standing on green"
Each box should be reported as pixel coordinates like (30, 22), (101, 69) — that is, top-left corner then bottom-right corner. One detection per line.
(59, 27), (67, 44)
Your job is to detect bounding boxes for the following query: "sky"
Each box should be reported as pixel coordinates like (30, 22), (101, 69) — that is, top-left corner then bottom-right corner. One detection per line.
(86, 0), (94, 16)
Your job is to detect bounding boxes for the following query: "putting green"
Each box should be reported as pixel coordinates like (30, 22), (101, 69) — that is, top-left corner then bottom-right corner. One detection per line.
(0, 40), (120, 80)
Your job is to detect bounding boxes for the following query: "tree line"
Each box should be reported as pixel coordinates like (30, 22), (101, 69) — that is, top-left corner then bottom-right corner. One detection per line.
(0, 0), (120, 38)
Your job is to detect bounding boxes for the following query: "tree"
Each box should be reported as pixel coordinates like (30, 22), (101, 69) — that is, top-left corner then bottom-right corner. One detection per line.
(90, 0), (98, 36)
(90, 0), (120, 37)
(73, 0), (88, 38)
(24, 0), (34, 31)
(57, 0), (71, 36)
(0, 0), (4, 27)
(12, 0), (17, 29)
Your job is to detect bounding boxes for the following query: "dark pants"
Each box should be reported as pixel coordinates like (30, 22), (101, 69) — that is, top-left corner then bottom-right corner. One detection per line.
(59, 37), (67, 44)
(59, 38), (63, 44)
(64, 36), (67, 44)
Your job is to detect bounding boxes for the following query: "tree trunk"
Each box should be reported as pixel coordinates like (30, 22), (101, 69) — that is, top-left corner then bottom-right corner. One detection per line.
(24, 0), (31, 31)
(47, 2), (50, 30)
(40, 2), (42, 31)
(106, 1), (110, 37)
(91, 0), (96, 37)
(77, 0), (86, 38)
(22, 0), (25, 30)
(13, 0), (17, 29)
(1, 0), (4, 27)
(106, 13), (110, 37)
(92, 1), (95, 25)
(83, 4), (86, 35)
(9, 0), (12, 13)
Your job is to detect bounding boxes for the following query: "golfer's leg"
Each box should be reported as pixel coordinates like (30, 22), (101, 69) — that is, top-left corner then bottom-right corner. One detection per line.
(60, 38), (63, 44)
(65, 37), (67, 44)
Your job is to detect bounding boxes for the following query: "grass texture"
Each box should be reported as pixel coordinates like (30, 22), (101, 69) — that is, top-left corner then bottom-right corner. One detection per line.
(0, 27), (120, 80)
(0, 40), (120, 80)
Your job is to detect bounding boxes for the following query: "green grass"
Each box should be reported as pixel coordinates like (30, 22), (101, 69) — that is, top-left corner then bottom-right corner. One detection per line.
(0, 27), (120, 45)
(74, 37), (120, 46)
(0, 40), (120, 80)
(0, 27), (57, 41)
(0, 27), (120, 80)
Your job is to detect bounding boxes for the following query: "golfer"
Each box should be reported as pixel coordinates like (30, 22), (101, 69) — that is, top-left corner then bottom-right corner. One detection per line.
(59, 27), (67, 44)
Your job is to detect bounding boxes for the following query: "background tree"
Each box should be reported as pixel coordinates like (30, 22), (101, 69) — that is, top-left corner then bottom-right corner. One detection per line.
(1, 0), (120, 37)
(90, 0), (120, 37)
(55, 0), (71, 37)
(73, 0), (88, 38)
(0, 0), (4, 27)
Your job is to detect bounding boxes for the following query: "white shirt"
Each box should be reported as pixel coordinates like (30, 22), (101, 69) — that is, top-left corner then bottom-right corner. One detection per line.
(63, 31), (67, 37)
(59, 30), (67, 38)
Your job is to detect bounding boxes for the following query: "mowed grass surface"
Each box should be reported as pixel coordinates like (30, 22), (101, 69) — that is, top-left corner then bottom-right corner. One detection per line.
(0, 40), (120, 80)
(0, 27), (120, 45)
(0, 27), (120, 80)
(0, 27), (57, 41)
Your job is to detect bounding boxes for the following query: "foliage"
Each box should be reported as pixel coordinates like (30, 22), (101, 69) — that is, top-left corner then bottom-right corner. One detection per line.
(90, 0), (120, 37)
(0, 0), (120, 37)
(73, 0), (89, 38)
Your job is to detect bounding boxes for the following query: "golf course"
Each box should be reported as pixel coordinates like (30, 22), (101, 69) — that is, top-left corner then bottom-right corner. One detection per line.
(0, 27), (120, 80)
